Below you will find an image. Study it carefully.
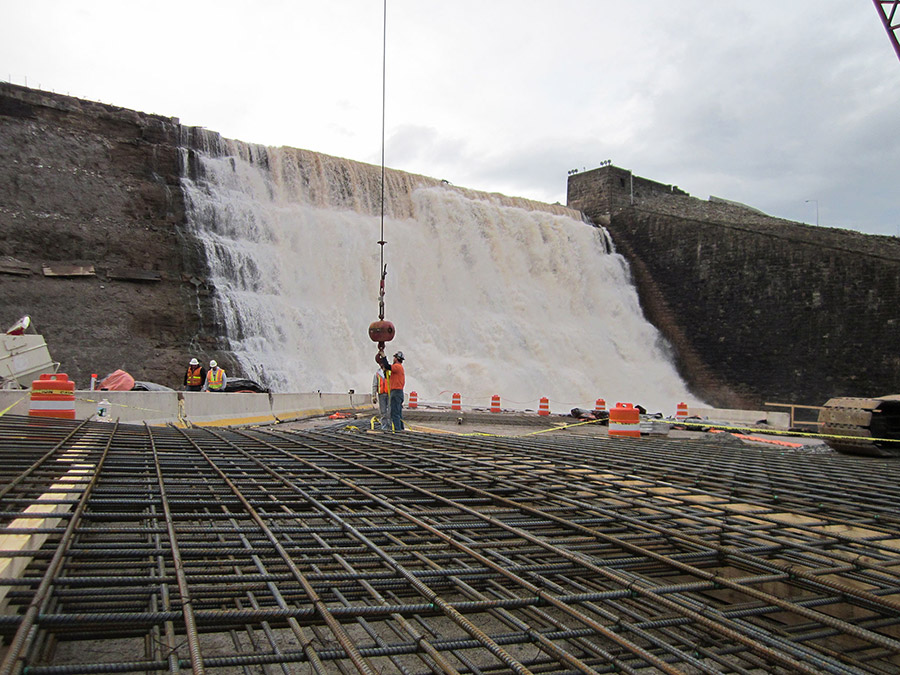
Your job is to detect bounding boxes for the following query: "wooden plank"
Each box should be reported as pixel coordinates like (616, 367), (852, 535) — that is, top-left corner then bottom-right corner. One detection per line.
(42, 264), (96, 277)
(0, 259), (31, 276)
(107, 268), (162, 282)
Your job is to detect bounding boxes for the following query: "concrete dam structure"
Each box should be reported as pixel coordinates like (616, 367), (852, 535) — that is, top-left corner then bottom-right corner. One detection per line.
(2, 81), (898, 410)
(1, 83), (691, 413)
(3, 84), (900, 674)
(568, 166), (900, 410)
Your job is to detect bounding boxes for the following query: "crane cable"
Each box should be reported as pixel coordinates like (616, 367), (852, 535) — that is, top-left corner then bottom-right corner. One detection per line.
(377, 0), (388, 322)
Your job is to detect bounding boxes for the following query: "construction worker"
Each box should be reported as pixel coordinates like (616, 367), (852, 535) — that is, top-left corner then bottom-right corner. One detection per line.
(184, 358), (206, 392)
(203, 359), (227, 392)
(372, 365), (391, 430)
(376, 350), (405, 431)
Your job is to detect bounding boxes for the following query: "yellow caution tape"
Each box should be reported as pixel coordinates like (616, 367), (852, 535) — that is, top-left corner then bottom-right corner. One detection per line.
(406, 415), (896, 447)
(671, 418), (898, 446)
(0, 395), (29, 417)
(76, 395), (171, 415)
(520, 418), (605, 435)
(405, 418), (604, 438)
(10, 393), (892, 448)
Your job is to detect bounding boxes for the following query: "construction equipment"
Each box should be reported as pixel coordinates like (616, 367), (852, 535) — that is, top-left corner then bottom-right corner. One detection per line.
(818, 395), (900, 456)
(0, 316), (59, 389)
(873, 0), (900, 61)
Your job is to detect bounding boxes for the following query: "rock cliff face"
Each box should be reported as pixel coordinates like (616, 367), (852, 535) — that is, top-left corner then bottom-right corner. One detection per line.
(568, 166), (900, 408)
(0, 83), (208, 389)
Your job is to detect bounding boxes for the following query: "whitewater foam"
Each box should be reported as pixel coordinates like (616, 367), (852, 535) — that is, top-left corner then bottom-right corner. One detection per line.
(181, 132), (700, 413)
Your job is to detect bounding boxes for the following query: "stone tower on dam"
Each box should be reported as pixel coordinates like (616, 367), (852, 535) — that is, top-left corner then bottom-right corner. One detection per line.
(568, 165), (900, 409)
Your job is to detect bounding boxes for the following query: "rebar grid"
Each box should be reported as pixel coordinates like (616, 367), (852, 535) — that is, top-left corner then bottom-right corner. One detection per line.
(1, 414), (899, 674)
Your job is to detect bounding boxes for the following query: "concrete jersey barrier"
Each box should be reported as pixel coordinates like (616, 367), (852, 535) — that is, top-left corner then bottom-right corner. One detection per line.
(0, 390), (180, 425)
(183, 392), (276, 427)
(0, 390), (374, 427)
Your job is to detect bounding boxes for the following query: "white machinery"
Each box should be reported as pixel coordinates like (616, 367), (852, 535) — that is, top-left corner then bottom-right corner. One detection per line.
(0, 316), (59, 389)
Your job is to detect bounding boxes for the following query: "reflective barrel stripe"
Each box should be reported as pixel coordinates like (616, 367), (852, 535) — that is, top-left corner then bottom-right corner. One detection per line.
(29, 400), (77, 410)
(609, 402), (641, 438)
(538, 398), (550, 416)
(30, 373), (76, 420)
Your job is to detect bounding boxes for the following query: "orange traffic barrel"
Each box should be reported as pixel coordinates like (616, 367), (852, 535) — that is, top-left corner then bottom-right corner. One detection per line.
(609, 402), (641, 438)
(594, 398), (606, 414)
(676, 402), (688, 422)
(451, 393), (461, 411)
(491, 394), (501, 413)
(538, 397), (550, 416)
(408, 391), (418, 409)
(30, 373), (76, 420)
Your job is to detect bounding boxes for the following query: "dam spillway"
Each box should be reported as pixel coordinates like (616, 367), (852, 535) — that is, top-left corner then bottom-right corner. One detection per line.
(3, 82), (899, 410)
(180, 131), (696, 413)
(1, 414), (899, 673)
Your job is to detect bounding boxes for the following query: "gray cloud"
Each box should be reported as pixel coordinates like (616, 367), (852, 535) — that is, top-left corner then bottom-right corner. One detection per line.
(3, 0), (898, 235)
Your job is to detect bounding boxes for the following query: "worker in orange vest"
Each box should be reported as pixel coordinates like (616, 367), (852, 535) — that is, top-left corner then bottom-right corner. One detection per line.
(184, 358), (206, 392)
(203, 359), (227, 392)
(372, 366), (391, 430)
(376, 350), (405, 431)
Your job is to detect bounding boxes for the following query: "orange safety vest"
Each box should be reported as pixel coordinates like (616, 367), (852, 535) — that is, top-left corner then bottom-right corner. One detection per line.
(378, 370), (391, 394)
(390, 362), (405, 390)
(186, 365), (203, 387)
(207, 367), (225, 391)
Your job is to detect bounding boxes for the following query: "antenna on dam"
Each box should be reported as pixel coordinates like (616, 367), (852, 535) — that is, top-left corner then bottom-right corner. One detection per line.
(368, 0), (396, 350)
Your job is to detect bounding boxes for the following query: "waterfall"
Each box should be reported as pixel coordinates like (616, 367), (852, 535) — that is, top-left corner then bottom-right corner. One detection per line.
(180, 129), (699, 413)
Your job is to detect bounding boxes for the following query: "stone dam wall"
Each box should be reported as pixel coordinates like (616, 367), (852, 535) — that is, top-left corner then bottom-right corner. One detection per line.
(568, 166), (900, 408)
(3, 84), (897, 407)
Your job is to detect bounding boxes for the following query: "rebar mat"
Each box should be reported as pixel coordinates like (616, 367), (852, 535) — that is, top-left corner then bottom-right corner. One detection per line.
(1, 414), (899, 674)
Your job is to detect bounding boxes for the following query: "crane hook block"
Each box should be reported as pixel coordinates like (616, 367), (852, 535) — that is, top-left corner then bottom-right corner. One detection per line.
(368, 320), (395, 343)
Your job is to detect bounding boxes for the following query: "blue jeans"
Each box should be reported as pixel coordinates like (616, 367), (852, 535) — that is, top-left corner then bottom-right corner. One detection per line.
(378, 393), (391, 430)
(389, 390), (405, 431)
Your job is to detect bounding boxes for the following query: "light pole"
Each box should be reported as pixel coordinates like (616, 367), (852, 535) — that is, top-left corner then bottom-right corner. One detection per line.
(805, 199), (819, 226)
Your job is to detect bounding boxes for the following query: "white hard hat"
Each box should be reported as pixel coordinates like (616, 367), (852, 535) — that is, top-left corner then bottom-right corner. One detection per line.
(189, 358), (199, 366)
(393, 351), (404, 361)
(210, 360), (217, 368)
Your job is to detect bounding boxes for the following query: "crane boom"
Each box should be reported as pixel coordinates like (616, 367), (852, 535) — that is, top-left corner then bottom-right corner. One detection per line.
(873, 0), (900, 61)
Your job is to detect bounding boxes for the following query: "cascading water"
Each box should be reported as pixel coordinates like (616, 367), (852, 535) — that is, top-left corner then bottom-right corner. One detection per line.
(180, 129), (700, 412)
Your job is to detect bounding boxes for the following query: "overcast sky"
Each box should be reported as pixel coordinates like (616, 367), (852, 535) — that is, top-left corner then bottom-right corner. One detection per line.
(4, 1), (899, 235)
